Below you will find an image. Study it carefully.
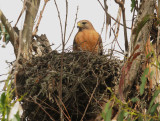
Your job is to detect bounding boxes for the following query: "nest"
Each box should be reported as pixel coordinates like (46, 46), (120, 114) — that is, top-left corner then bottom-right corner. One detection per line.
(16, 51), (122, 121)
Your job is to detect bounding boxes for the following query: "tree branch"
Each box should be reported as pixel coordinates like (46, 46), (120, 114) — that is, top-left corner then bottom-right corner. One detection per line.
(0, 10), (19, 56)
(97, 0), (131, 30)
(21, 0), (40, 59)
(115, 0), (129, 54)
(33, 0), (49, 36)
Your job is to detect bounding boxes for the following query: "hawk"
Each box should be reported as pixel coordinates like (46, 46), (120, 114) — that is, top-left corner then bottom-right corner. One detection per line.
(73, 20), (103, 55)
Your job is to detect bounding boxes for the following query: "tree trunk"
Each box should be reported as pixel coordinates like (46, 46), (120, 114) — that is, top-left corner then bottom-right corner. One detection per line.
(123, 0), (156, 99)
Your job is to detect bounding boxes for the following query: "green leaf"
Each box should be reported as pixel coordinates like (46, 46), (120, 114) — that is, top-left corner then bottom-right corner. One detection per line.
(148, 90), (160, 113)
(105, 108), (112, 121)
(1, 92), (6, 107)
(138, 116), (143, 121)
(131, 97), (140, 102)
(117, 110), (125, 121)
(14, 111), (21, 121)
(140, 68), (149, 95)
(127, 118), (131, 121)
(133, 14), (151, 46)
(150, 103), (159, 116)
(131, 0), (136, 12)
(102, 102), (112, 121)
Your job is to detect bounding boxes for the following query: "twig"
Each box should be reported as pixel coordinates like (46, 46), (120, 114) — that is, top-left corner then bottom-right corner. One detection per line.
(65, 6), (79, 45)
(30, 96), (55, 121)
(108, 49), (125, 55)
(14, 0), (27, 27)
(97, 0), (131, 30)
(131, 8), (136, 29)
(32, 0), (49, 36)
(111, 28), (124, 53)
(104, 0), (111, 40)
(80, 78), (100, 121)
(55, 96), (71, 121)
(0, 10), (18, 46)
(115, 0), (129, 53)
(54, 0), (68, 120)
(101, 14), (106, 35)
(54, 0), (64, 41)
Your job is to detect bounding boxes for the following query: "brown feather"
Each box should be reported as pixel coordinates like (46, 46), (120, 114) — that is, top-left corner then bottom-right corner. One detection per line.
(73, 20), (103, 55)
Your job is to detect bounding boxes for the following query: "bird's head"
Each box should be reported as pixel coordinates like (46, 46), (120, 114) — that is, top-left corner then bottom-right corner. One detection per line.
(77, 20), (95, 31)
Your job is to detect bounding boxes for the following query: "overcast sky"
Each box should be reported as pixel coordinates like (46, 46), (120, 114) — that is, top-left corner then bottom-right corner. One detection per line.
(0, 0), (132, 81)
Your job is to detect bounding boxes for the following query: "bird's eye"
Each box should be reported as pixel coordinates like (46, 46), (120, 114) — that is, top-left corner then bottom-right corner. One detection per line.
(82, 22), (87, 24)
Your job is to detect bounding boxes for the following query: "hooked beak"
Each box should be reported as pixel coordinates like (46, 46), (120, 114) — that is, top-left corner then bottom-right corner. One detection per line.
(77, 22), (82, 28)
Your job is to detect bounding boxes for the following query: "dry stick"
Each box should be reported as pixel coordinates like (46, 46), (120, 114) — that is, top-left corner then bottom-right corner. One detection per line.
(56, 96), (71, 121)
(104, 0), (110, 40)
(54, 0), (67, 120)
(97, 0), (131, 30)
(54, 0), (64, 41)
(131, 8), (136, 29)
(65, 6), (79, 45)
(0, 10), (20, 98)
(32, 0), (49, 36)
(113, 6), (122, 40)
(115, 0), (129, 53)
(54, 98), (71, 121)
(15, 0), (27, 27)
(30, 96), (55, 121)
(0, 10), (18, 46)
(100, 14), (106, 35)
(110, 7), (122, 57)
(111, 28), (124, 53)
(60, 0), (68, 120)
(80, 79), (100, 121)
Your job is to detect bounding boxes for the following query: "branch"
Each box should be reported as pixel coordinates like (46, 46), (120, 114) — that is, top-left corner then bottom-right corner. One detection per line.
(104, 0), (111, 40)
(0, 10), (18, 45)
(97, 0), (131, 30)
(15, 0), (27, 27)
(115, 0), (129, 53)
(32, 0), (49, 36)
(54, 0), (64, 42)
(65, 6), (78, 45)
(0, 10), (19, 56)
(21, 0), (40, 59)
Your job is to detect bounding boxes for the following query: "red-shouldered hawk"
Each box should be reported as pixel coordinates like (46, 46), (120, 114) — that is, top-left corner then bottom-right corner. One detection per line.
(73, 20), (103, 55)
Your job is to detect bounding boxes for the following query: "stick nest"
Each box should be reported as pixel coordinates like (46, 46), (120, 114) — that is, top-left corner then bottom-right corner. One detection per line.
(16, 51), (122, 121)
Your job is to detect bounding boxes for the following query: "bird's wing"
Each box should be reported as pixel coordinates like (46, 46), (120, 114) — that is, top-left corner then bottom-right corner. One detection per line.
(73, 33), (79, 51)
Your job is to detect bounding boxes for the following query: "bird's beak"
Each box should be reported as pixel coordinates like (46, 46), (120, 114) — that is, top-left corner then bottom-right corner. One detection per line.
(77, 22), (82, 28)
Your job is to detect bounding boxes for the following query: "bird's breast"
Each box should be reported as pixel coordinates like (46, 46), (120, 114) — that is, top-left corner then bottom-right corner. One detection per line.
(75, 30), (100, 53)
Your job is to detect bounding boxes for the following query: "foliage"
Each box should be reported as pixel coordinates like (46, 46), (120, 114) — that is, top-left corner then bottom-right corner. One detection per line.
(0, 75), (22, 121)
(101, 101), (112, 121)
(132, 14), (151, 46)
(101, 87), (160, 120)
(131, 0), (136, 12)
(0, 23), (10, 45)
(102, 56), (160, 121)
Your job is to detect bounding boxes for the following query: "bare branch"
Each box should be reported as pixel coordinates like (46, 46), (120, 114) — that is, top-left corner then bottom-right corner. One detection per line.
(115, 0), (129, 54)
(65, 6), (79, 45)
(0, 10), (18, 46)
(104, 0), (111, 40)
(21, 0), (40, 59)
(80, 78), (99, 121)
(54, 0), (64, 42)
(15, 0), (27, 27)
(97, 0), (131, 30)
(32, 0), (49, 36)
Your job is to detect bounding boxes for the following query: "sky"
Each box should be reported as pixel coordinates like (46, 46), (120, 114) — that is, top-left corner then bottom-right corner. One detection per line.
(0, 0), (132, 81)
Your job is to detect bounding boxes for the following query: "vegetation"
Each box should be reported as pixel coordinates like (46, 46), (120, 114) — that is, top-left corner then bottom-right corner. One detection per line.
(0, 0), (160, 121)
